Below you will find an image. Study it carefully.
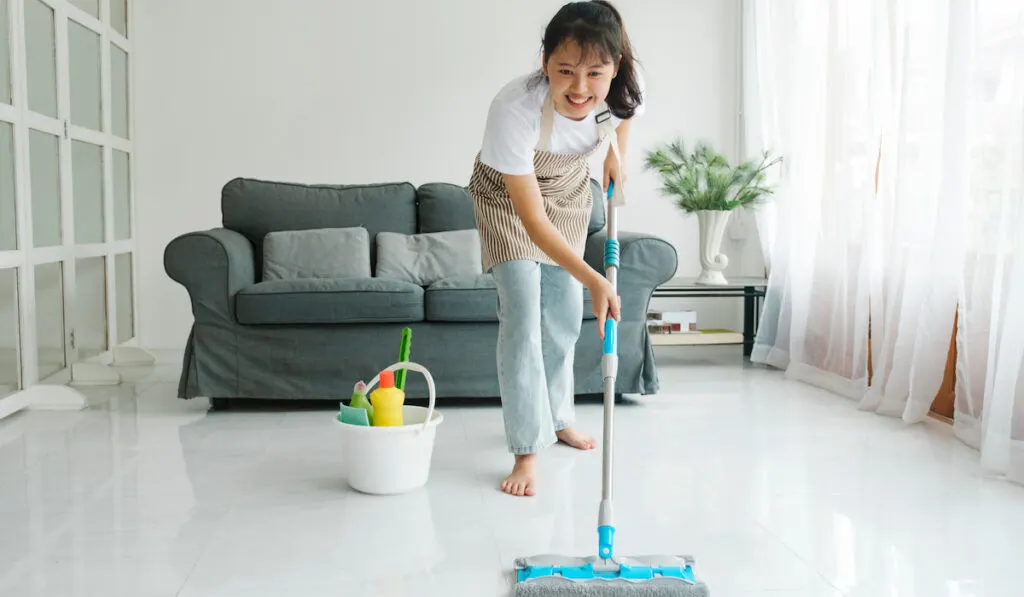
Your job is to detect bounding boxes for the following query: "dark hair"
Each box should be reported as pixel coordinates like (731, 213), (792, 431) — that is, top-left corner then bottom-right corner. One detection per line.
(533, 0), (642, 120)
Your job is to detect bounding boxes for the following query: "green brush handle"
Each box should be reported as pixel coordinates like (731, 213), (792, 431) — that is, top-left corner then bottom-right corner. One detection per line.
(395, 327), (412, 390)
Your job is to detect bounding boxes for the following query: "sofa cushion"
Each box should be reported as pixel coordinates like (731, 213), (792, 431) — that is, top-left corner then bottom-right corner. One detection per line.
(425, 274), (498, 322)
(587, 178), (605, 235)
(375, 229), (482, 286)
(424, 273), (597, 322)
(262, 227), (370, 281)
(581, 288), (597, 320)
(221, 178), (418, 275)
(236, 278), (423, 325)
(417, 183), (477, 233)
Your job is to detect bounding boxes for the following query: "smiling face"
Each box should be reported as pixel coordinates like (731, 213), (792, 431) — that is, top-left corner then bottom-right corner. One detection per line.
(542, 40), (619, 121)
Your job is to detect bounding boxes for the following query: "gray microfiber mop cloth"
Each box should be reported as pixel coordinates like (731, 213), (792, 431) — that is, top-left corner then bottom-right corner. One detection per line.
(512, 555), (710, 597)
(513, 579), (710, 597)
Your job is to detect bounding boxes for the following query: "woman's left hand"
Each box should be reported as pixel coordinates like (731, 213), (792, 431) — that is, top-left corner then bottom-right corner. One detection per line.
(603, 149), (624, 193)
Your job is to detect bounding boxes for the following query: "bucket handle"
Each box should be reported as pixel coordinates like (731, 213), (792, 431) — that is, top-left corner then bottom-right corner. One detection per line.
(363, 361), (436, 433)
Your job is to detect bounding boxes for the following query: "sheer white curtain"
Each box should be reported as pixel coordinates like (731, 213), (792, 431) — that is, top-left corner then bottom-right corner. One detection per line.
(742, 0), (1024, 482)
(862, 0), (971, 421)
(956, 1), (1024, 481)
(742, 0), (877, 397)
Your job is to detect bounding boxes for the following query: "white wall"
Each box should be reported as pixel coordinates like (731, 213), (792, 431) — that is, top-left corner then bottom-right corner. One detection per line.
(134, 0), (762, 350)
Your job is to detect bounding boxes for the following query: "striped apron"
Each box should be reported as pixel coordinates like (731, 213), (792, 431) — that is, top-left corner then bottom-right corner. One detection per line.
(468, 90), (619, 273)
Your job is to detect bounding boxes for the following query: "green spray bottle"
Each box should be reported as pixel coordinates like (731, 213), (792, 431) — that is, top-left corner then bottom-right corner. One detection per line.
(346, 380), (374, 425)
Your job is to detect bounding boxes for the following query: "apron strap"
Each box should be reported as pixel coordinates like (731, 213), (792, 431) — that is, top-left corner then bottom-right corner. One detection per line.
(536, 96), (623, 207)
(536, 92), (556, 152)
(537, 95), (616, 152)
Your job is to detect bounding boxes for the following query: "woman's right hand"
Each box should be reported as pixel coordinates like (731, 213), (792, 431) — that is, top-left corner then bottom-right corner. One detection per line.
(586, 273), (621, 338)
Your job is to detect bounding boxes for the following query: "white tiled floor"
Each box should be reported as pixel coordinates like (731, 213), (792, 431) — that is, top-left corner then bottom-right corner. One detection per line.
(1, 347), (1022, 597)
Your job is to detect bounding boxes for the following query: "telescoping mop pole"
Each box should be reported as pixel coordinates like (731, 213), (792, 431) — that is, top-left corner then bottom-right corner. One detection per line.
(598, 180), (620, 561)
(510, 180), (709, 597)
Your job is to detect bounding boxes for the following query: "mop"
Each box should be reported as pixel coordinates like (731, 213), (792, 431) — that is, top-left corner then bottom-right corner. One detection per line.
(512, 179), (710, 597)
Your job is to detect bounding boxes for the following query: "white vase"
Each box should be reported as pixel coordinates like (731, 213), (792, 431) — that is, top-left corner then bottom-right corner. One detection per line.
(695, 210), (730, 285)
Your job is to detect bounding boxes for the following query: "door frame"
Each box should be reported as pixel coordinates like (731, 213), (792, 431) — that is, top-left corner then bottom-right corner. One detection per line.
(0, 0), (136, 419)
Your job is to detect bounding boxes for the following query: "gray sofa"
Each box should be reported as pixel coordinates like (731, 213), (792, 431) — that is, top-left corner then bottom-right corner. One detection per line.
(164, 177), (677, 407)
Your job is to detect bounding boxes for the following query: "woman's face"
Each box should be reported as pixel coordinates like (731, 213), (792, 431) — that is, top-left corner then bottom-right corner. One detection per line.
(543, 41), (618, 121)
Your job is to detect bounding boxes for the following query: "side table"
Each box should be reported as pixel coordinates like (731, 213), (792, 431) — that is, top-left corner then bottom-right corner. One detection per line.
(650, 277), (767, 357)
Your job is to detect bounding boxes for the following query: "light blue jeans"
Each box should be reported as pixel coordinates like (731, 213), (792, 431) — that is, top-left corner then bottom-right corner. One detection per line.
(491, 260), (583, 454)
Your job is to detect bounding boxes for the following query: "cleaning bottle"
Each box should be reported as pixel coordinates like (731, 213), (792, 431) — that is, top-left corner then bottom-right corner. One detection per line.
(370, 369), (405, 426)
(347, 380), (373, 425)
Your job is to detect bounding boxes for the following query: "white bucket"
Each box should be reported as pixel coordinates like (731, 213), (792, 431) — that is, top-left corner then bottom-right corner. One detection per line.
(337, 361), (443, 495)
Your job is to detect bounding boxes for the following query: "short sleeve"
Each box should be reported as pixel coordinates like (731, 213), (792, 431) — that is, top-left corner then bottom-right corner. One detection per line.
(479, 92), (539, 176)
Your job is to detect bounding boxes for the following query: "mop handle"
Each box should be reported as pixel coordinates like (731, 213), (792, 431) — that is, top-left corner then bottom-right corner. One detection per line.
(598, 179), (619, 561)
(603, 180), (619, 355)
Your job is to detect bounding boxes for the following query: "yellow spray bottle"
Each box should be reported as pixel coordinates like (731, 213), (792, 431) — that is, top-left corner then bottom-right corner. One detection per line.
(370, 369), (405, 426)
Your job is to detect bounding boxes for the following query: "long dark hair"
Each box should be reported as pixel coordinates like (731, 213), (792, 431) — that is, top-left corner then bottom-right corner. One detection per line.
(533, 0), (642, 120)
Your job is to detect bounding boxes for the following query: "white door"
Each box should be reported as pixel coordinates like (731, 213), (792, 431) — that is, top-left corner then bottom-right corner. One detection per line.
(0, 0), (134, 419)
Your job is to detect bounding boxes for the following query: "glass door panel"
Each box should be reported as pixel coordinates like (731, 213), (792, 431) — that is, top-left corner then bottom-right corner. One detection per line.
(69, 0), (98, 19)
(75, 256), (106, 359)
(111, 0), (128, 38)
(29, 129), (61, 247)
(0, 268), (19, 397)
(115, 252), (132, 343)
(0, 121), (15, 250)
(68, 19), (102, 131)
(111, 44), (128, 139)
(1, 0), (11, 105)
(34, 261), (65, 380)
(113, 149), (130, 240)
(71, 139), (103, 244)
(25, 0), (58, 118)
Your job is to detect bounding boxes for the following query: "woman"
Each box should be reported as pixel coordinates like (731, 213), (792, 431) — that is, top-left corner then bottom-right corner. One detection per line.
(468, 0), (645, 497)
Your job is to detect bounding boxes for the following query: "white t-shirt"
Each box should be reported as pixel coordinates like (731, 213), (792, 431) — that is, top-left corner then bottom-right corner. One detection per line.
(479, 69), (646, 176)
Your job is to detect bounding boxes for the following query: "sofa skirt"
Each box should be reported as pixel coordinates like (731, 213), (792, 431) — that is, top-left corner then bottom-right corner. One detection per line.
(176, 320), (660, 401)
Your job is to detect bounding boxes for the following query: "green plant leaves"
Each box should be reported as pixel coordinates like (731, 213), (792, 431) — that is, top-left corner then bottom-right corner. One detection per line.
(644, 139), (782, 213)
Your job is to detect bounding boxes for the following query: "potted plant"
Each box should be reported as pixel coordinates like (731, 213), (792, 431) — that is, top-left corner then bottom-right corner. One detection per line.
(644, 139), (781, 285)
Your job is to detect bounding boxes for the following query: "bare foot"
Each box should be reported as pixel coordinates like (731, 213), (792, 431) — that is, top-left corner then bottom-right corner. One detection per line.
(501, 454), (537, 497)
(556, 426), (597, 450)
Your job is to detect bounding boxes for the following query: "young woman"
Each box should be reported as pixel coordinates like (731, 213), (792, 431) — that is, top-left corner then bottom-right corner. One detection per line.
(468, 0), (645, 497)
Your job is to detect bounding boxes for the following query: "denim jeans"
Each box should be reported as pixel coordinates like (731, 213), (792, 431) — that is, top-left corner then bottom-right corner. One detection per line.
(491, 259), (583, 454)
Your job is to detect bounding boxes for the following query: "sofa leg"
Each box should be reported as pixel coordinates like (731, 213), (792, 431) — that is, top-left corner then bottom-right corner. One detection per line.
(210, 397), (231, 411)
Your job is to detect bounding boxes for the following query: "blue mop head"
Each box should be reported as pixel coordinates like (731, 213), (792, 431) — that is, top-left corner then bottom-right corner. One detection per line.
(513, 555), (710, 597)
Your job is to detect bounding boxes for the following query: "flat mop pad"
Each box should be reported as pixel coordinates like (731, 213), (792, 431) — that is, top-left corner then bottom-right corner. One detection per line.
(513, 555), (709, 597)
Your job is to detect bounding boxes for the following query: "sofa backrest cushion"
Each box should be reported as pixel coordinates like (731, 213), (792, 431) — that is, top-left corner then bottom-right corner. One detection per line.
(262, 227), (371, 281)
(222, 178), (417, 274)
(416, 179), (606, 236)
(416, 183), (476, 233)
(586, 178), (606, 235)
(375, 229), (482, 286)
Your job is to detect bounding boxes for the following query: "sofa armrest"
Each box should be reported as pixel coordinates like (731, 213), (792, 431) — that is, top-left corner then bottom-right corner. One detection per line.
(164, 228), (256, 324)
(584, 230), (677, 319)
